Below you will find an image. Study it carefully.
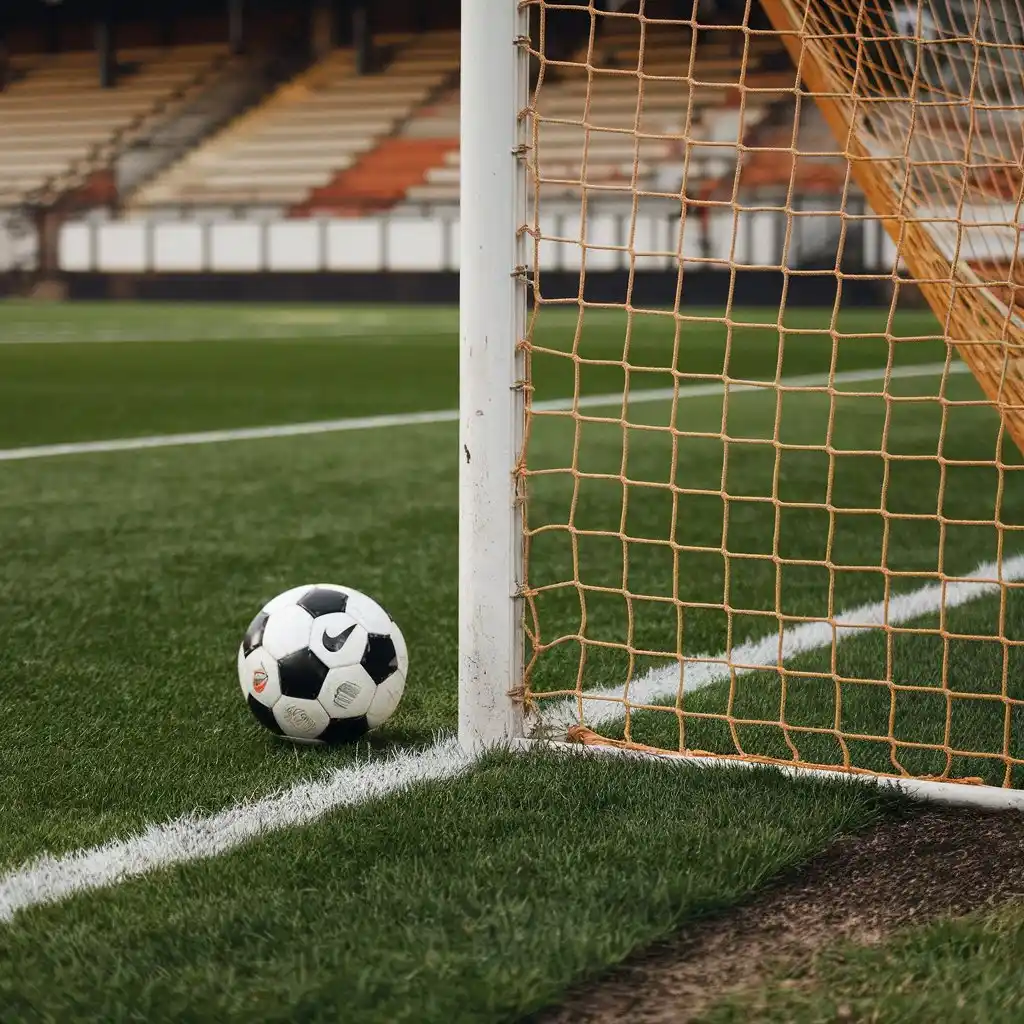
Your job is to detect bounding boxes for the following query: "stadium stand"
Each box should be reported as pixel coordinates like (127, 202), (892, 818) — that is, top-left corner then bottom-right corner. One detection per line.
(730, 101), (848, 196)
(0, 44), (232, 207)
(0, 6), (824, 239)
(132, 30), (459, 213)
(401, 20), (791, 209)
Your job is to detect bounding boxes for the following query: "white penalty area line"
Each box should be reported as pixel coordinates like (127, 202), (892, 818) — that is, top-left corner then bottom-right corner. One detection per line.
(0, 547), (1019, 925)
(0, 361), (966, 463)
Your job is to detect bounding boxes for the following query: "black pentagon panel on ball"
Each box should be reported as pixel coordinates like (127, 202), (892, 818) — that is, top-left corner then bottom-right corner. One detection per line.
(297, 587), (349, 618)
(242, 611), (270, 657)
(319, 715), (369, 745)
(247, 694), (283, 734)
(361, 633), (398, 685)
(277, 648), (330, 700)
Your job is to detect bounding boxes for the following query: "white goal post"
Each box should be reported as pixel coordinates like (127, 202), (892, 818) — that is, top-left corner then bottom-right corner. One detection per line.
(457, 0), (1024, 811)
(458, 0), (529, 751)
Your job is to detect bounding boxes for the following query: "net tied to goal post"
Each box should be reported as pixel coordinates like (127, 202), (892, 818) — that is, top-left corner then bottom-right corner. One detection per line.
(460, 0), (1024, 803)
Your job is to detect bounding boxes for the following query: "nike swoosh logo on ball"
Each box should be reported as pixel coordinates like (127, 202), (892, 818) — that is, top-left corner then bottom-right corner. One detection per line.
(322, 623), (357, 653)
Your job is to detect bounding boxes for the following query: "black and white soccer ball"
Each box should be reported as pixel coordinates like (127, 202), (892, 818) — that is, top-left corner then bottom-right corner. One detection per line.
(237, 583), (408, 744)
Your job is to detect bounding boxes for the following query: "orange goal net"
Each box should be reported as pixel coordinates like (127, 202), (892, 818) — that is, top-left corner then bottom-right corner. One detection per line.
(513, 0), (1024, 792)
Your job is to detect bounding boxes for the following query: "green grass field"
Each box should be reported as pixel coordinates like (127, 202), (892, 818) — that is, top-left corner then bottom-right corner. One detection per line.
(0, 299), (1020, 1022)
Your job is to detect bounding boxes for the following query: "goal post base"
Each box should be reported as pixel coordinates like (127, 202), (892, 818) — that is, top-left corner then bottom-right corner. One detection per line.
(504, 735), (1024, 814)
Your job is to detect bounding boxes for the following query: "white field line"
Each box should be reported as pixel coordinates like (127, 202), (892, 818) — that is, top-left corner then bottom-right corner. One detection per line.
(537, 554), (1024, 735)
(0, 547), (1017, 924)
(0, 361), (966, 463)
(0, 312), (452, 344)
(0, 325), (432, 345)
(0, 737), (472, 924)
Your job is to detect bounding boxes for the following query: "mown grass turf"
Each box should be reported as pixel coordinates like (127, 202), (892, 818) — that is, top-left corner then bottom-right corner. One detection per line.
(601, 590), (1024, 788)
(529, 364), (1024, 783)
(699, 901), (1024, 1024)
(525, 369), (1024, 692)
(0, 306), (1015, 866)
(0, 300), (1018, 1022)
(0, 425), (458, 872)
(0, 367), (1009, 873)
(0, 751), (905, 1024)
(0, 301), (945, 446)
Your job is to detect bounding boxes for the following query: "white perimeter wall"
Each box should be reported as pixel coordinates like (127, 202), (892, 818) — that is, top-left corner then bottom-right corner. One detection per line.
(55, 209), (903, 275)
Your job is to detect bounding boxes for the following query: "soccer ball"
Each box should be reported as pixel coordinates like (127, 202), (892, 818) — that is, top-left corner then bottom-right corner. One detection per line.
(237, 583), (408, 744)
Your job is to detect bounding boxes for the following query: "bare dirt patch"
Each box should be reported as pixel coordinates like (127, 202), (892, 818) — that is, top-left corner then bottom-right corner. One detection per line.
(532, 807), (1024, 1023)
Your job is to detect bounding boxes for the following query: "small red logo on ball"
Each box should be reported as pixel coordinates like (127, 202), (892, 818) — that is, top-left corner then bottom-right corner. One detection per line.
(253, 667), (268, 694)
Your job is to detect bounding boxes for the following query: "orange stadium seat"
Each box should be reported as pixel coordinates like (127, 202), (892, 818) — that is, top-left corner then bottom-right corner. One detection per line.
(131, 31), (460, 212)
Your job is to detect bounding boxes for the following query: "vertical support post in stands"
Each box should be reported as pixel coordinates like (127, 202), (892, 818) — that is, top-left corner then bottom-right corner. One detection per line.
(159, 13), (175, 49)
(352, 3), (372, 75)
(45, 4), (60, 55)
(311, 0), (335, 60)
(228, 0), (245, 56)
(0, 13), (8, 93)
(458, 0), (528, 752)
(95, 4), (117, 89)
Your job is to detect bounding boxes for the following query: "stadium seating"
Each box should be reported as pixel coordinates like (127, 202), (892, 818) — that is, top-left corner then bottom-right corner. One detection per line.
(132, 31), (460, 212)
(401, 22), (790, 208)
(0, 24), (802, 219)
(718, 102), (848, 199)
(0, 45), (230, 207)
